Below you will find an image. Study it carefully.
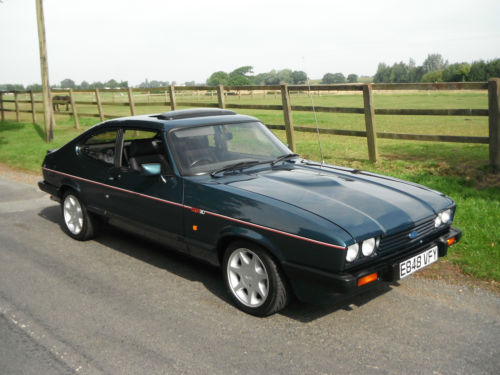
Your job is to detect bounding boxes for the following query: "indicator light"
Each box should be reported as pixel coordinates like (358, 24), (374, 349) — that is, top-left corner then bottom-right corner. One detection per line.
(357, 272), (378, 287)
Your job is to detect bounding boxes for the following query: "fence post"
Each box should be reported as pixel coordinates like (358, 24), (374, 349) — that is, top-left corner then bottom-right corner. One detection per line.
(169, 85), (177, 110)
(128, 87), (136, 116)
(280, 84), (296, 152)
(489, 78), (500, 170)
(68, 88), (79, 129)
(14, 91), (20, 122)
(95, 88), (104, 121)
(30, 90), (37, 123)
(217, 85), (225, 109)
(362, 84), (378, 162)
(0, 92), (4, 122)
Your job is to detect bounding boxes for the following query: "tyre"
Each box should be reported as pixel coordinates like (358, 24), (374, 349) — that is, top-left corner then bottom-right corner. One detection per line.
(61, 190), (98, 241)
(222, 241), (290, 316)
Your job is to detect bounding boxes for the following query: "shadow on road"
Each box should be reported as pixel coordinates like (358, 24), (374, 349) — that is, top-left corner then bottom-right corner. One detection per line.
(39, 205), (397, 322)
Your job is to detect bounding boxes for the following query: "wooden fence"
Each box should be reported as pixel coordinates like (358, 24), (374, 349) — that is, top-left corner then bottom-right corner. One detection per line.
(1, 79), (499, 169)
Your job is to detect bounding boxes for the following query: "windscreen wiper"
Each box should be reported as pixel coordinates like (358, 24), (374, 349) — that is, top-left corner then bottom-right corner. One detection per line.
(270, 153), (299, 166)
(210, 160), (271, 177)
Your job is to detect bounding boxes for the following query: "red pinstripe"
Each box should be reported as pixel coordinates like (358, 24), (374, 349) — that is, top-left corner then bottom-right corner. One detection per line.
(43, 167), (346, 250)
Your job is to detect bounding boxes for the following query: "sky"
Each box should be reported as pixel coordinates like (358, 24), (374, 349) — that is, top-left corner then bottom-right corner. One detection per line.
(1, 0), (499, 86)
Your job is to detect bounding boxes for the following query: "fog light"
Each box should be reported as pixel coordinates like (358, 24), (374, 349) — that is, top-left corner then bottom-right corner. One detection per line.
(362, 238), (376, 256)
(346, 243), (359, 262)
(358, 272), (378, 287)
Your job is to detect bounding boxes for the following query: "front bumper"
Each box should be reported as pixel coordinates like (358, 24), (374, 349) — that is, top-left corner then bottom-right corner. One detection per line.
(282, 226), (462, 304)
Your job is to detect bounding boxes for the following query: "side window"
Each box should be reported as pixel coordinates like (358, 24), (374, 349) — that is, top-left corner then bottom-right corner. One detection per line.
(122, 130), (169, 173)
(80, 130), (117, 165)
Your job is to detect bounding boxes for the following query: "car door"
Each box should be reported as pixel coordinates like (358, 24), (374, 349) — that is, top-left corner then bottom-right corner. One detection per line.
(76, 127), (120, 213)
(103, 128), (186, 252)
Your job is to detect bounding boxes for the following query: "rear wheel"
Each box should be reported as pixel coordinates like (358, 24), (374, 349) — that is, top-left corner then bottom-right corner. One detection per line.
(61, 190), (98, 241)
(223, 241), (290, 316)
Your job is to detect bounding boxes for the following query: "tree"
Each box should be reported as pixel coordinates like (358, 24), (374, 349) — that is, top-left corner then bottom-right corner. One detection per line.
(185, 81), (196, 86)
(0, 83), (25, 91)
(442, 63), (470, 82)
(229, 66), (253, 78)
(138, 79), (169, 88)
(227, 66), (254, 86)
(422, 53), (447, 74)
(89, 81), (104, 89)
(206, 71), (228, 86)
(347, 74), (358, 83)
(291, 70), (307, 84)
(409, 66), (425, 83)
(390, 62), (410, 83)
(322, 72), (345, 84)
(60, 78), (75, 89)
(421, 70), (443, 82)
(26, 83), (42, 91)
(105, 79), (119, 88)
(264, 70), (280, 85)
(79, 80), (89, 89)
(252, 73), (267, 85)
(373, 63), (391, 83)
(227, 75), (252, 86)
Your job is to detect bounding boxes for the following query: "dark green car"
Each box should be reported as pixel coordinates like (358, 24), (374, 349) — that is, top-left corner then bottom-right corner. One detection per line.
(39, 109), (461, 316)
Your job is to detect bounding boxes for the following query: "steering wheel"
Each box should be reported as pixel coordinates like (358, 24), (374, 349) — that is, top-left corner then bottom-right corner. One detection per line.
(190, 158), (213, 167)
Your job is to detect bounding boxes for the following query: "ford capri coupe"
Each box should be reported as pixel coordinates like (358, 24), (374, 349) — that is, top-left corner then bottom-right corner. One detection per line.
(39, 108), (461, 316)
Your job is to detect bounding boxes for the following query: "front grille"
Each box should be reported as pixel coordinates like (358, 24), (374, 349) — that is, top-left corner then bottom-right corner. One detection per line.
(378, 219), (445, 254)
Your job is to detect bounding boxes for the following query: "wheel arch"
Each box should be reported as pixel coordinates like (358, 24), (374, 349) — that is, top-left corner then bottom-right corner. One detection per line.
(59, 178), (82, 199)
(216, 226), (285, 268)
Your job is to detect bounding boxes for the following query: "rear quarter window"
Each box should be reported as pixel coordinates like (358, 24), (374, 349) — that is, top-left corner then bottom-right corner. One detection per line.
(79, 130), (118, 165)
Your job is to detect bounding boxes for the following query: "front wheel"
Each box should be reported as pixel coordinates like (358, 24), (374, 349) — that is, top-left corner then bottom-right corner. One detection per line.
(61, 190), (98, 241)
(222, 241), (290, 316)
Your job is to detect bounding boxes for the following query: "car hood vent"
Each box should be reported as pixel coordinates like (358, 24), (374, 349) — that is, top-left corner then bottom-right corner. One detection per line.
(155, 108), (237, 120)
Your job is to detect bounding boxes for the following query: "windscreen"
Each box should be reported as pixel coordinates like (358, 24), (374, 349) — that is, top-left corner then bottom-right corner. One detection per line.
(169, 122), (291, 175)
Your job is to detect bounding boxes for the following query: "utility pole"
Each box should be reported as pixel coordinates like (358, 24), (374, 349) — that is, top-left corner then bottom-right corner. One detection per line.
(36, 0), (55, 142)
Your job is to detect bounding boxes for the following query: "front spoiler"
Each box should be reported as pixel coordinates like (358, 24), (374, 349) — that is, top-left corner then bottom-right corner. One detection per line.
(282, 226), (462, 304)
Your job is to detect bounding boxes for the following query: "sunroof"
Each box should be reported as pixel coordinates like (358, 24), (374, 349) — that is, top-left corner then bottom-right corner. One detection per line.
(155, 108), (237, 120)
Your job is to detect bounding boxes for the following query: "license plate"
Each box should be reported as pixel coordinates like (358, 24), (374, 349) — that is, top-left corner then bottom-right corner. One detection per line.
(399, 246), (438, 279)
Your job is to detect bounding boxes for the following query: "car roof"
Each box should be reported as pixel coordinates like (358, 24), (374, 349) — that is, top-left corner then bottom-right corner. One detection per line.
(101, 108), (259, 132)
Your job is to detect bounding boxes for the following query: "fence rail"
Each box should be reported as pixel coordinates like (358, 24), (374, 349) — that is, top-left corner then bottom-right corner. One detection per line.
(1, 79), (499, 168)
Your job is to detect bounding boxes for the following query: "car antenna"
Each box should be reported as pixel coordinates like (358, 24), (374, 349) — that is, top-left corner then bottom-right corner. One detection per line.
(306, 73), (325, 167)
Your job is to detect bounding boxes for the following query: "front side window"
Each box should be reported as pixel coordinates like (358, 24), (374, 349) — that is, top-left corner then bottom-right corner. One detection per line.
(79, 130), (117, 165)
(119, 129), (173, 175)
(169, 122), (291, 175)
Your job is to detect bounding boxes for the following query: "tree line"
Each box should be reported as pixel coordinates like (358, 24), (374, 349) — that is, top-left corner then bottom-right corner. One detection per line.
(374, 54), (500, 83)
(2, 55), (499, 91)
(206, 66), (359, 85)
(0, 78), (129, 91)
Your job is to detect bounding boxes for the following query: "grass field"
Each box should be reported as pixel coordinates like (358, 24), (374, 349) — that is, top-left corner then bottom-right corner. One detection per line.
(0, 90), (498, 283)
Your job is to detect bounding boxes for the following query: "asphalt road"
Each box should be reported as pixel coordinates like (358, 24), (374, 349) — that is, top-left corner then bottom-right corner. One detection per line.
(0, 176), (499, 375)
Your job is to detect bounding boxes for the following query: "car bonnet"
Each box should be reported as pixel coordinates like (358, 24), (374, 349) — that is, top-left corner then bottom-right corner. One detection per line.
(222, 165), (454, 240)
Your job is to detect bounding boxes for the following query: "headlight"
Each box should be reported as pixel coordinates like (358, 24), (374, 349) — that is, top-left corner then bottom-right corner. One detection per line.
(362, 237), (376, 256)
(346, 243), (359, 262)
(434, 216), (442, 228)
(435, 209), (452, 228)
(440, 209), (451, 224)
